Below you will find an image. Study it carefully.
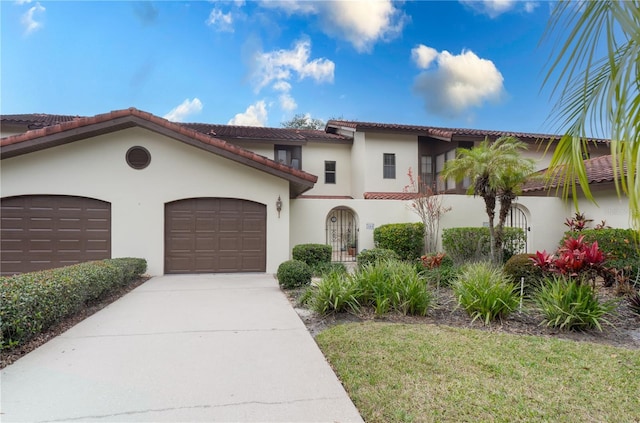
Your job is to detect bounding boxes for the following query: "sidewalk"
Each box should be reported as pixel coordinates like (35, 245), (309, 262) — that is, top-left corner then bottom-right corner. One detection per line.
(0, 274), (363, 422)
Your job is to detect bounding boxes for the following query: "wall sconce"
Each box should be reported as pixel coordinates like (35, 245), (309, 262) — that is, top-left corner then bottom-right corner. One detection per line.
(276, 195), (283, 218)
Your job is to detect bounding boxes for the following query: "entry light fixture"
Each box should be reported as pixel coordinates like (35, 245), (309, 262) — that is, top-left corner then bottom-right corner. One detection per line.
(276, 195), (283, 218)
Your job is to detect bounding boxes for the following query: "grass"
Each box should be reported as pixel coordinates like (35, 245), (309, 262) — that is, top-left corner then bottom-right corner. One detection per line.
(316, 322), (640, 423)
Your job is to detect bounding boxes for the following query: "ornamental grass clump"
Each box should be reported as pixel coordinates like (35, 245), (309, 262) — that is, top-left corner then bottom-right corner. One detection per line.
(452, 262), (520, 324)
(534, 275), (616, 331)
(311, 259), (432, 316)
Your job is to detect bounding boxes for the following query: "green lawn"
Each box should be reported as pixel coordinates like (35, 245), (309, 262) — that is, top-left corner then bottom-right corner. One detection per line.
(316, 322), (640, 423)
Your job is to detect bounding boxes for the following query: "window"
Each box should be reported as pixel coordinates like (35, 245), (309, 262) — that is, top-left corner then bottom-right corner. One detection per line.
(383, 153), (396, 179)
(420, 155), (433, 189)
(274, 145), (302, 169)
(435, 149), (458, 192)
(325, 161), (336, 184)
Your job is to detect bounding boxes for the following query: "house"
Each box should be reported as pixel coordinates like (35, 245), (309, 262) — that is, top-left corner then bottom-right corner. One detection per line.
(0, 108), (628, 276)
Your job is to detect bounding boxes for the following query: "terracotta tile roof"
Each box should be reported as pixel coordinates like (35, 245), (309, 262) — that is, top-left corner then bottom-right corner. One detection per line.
(363, 192), (420, 200)
(1, 108), (317, 196)
(522, 155), (627, 194)
(326, 120), (609, 144)
(1, 113), (84, 129)
(296, 195), (354, 199)
(182, 123), (350, 143)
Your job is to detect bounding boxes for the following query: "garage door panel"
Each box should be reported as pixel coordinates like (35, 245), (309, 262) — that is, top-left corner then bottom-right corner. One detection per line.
(165, 198), (266, 273)
(0, 195), (111, 276)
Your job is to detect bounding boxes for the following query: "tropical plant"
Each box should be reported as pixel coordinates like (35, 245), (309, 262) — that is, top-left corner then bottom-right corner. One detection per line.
(441, 137), (535, 264)
(452, 262), (520, 324)
(564, 212), (593, 232)
(543, 0), (639, 233)
(403, 168), (452, 253)
(531, 235), (607, 286)
(534, 276), (616, 331)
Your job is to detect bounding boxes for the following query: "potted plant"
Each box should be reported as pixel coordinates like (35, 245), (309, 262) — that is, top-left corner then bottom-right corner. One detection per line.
(347, 238), (357, 256)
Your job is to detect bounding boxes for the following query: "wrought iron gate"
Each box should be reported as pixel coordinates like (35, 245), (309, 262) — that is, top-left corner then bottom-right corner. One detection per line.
(326, 208), (358, 262)
(505, 205), (529, 254)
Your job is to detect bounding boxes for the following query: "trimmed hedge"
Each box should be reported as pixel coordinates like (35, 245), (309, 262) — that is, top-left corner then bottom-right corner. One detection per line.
(442, 227), (525, 264)
(563, 229), (639, 276)
(277, 260), (312, 289)
(0, 258), (147, 349)
(292, 244), (332, 267)
(374, 222), (425, 261)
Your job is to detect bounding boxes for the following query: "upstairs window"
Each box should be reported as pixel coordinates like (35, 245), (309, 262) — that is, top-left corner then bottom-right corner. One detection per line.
(325, 161), (336, 184)
(383, 153), (396, 179)
(274, 145), (302, 169)
(420, 155), (433, 190)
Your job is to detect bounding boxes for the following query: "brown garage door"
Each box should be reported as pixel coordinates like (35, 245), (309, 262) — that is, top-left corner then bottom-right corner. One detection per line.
(165, 198), (266, 273)
(1, 195), (111, 276)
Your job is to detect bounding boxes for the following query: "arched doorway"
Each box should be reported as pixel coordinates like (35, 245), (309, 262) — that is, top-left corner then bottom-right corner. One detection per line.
(505, 204), (529, 254)
(326, 207), (358, 262)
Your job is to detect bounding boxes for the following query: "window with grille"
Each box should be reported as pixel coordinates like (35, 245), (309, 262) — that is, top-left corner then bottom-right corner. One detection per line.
(325, 161), (336, 184)
(383, 153), (396, 179)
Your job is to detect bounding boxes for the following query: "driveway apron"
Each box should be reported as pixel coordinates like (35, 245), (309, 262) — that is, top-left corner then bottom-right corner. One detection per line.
(0, 274), (363, 422)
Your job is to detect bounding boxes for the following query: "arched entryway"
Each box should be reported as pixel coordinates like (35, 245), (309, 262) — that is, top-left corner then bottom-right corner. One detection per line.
(326, 207), (359, 262)
(505, 204), (529, 254)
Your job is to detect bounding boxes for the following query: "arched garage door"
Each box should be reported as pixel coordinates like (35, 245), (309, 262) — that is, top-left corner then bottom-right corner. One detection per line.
(0, 195), (111, 276)
(165, 198), (266, 273)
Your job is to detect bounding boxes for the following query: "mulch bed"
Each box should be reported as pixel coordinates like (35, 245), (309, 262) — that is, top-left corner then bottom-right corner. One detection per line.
(0, 276), (150, 369)
(289, 285), (640, 350)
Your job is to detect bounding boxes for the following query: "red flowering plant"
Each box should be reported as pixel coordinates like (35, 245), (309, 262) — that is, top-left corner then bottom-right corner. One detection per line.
(531, 235), (607, 286)
(420, 252), (446, 269)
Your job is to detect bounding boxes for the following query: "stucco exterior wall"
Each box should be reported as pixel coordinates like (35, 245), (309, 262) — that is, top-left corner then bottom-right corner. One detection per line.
(1, 127), (290, 275)
(362, 133), (418, 193)
(289, 194), (568, 259)
(298, 143), (352, 196)
(350, 132), (366, 198)
(573, 191), (632, 229)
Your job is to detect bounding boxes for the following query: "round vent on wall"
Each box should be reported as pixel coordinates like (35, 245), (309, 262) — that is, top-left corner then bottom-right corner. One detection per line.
(126, 146), (151, 170)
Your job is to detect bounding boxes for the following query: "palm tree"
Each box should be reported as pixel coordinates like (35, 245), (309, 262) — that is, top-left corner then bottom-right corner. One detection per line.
(441, 136), (535, 264)
(543, 0), (639, 233)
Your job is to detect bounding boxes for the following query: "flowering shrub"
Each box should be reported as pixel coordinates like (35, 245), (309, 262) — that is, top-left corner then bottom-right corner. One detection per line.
(531, 235), (607, 284)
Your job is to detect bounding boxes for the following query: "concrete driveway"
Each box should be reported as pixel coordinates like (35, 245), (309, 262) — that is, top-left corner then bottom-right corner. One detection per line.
(0, 274), (363, 422)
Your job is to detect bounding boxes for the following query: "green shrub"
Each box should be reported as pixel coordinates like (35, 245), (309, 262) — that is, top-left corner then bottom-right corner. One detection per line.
(357, 248), (399, 268)
(534, 276), (616, 331)
(292, 243), (332, 267)
(563, 229), (639, 276)
(0, 258), (147, 349)
(503, 253), (544, 293)
(311, 259), (432, 316)
(452, 262), (520, 324)
(442, 227), (526, 264)
(374, 223), (425, 261)
(277, 260), (312, 289)
(310, 261), (347, 277)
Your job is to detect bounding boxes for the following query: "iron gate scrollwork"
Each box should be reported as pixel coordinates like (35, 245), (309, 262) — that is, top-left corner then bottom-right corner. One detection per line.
(326, 208), (358, 262)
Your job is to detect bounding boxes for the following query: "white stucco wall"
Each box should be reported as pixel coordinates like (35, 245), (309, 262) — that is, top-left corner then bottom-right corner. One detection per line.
(290, 194), (570, 259)
(1, 127), (291, 275)
(299, 143), (352, 196)
(350, 132), (366, 198)
(362, 133), (418, 193)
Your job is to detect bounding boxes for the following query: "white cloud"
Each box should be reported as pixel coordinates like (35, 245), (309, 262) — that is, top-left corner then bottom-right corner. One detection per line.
(279, 93), (297, 112)
(253, 39), (334, 92)
(206, 8), (234, 32)
(411, 45), (439, 70)
(15, 0), (32, 4)
(163, 98), (203, 122)
(228, 100), (268, 126)
(460, 0), (538, 18)
(261, 0), (406, 52)
(21, 1), (45, 35)
(412, 46), (505, 118)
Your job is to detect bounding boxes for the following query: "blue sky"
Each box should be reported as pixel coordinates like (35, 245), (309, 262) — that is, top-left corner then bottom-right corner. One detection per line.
(2, 1), (566, 133)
